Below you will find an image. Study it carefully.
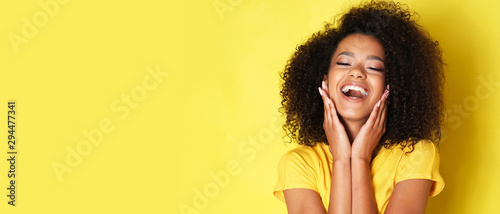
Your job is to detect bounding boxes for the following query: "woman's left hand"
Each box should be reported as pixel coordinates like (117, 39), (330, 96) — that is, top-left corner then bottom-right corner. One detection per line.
(351, 85), (389, 162)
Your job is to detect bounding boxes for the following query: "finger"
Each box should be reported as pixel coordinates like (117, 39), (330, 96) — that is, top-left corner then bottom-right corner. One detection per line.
(378, 94), (388, 127)
(375, 99), (387, 129)
(321, 81), (339, 122)
(365, 99), (380, 129)
(328, 97), (342, 125)
(365, 87), (386, 129)
(378, 87), (389, 127)
(319, 87), (332, 124)
(327, 98), (338, 126)
(321, 81), (336, 121)
(375, 86), (390, 126)
(322, 80), (329, 93)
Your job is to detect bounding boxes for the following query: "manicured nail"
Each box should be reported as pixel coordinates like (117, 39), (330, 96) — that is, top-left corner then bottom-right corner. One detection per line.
(318, 87), (323, 96)
(322, 81), (327, 90)
(377, 100), (381, 107)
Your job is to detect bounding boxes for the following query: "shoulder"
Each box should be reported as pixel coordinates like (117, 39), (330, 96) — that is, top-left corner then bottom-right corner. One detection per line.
(276, 143), (331, 181)
(396, 139), (441, 170)
(396, 139), (444, 196)
(401, 140), (440, 160)
(279, 143), (331, 167)
(274, 143), (330, 199)
(376, 140), (439, 166)
(410, 139), (439, 150)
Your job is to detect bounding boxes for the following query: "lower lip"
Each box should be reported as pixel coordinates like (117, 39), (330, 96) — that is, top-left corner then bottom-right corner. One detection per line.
(340, 92), (368, 103)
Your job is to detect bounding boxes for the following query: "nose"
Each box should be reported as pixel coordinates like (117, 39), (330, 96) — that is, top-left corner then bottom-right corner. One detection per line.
(348, 67), (366, 79)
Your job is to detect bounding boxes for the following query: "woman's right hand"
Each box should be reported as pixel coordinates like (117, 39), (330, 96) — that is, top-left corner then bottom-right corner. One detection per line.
(318, 81), (351, 161)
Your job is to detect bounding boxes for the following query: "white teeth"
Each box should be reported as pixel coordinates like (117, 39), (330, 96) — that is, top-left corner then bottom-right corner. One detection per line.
(341, 85), (368, 96)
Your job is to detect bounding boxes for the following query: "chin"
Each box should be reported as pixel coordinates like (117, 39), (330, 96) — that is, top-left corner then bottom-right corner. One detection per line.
(337, 107), (372, 122)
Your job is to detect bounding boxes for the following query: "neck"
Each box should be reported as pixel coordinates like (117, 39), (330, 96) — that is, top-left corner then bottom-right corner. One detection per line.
(340, 118), (367, 143)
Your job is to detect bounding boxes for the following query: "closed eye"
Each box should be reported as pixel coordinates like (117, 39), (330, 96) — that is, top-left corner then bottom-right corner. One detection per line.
(369, 67), (384, 72)
(336, 62), (350, 66)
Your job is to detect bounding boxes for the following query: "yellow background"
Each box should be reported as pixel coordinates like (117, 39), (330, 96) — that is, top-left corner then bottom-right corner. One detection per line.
(0, 0), (499, 213)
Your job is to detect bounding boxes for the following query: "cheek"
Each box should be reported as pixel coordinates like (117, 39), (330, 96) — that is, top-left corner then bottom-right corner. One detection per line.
(373, 75), (386, 88)
(327, 77), (343, 103)
(373, 77), (386, 98)
(327, 70), (342, 84)
(326, 77), (339, 95)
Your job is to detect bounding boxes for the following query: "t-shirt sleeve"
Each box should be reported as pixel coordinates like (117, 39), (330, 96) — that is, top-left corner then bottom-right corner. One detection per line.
(395, 141), (445, 197)
(273, 149), (318, 203)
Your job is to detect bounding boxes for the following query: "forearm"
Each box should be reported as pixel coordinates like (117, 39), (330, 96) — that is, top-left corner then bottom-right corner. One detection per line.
(351, 158), (378, 214)
(327, 159), (351, 214)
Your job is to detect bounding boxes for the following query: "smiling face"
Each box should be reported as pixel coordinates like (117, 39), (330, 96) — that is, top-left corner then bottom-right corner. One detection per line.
(326, 33), (387, 122)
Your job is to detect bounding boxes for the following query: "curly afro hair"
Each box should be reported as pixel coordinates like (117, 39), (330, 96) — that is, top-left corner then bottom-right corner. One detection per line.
(280, 0), (445, 150)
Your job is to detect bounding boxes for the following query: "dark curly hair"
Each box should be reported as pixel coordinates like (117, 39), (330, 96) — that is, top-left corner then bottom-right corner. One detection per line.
(280, 0), (444, 150)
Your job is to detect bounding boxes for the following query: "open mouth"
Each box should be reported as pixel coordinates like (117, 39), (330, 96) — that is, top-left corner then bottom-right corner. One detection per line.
(341, 85), (369, 99)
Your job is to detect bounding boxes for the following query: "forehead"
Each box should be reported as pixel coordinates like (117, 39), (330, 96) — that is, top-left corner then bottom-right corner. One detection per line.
(333, 34), (386, 60)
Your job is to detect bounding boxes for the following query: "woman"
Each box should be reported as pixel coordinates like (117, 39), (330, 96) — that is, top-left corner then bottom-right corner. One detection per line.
(274, 1), (445, 213)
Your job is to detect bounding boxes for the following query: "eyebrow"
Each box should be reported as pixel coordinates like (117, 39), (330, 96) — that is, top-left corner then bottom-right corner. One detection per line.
(337, 51), (385, 63)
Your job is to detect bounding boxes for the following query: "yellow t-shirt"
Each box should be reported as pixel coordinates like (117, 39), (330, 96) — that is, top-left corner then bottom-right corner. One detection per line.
(273, 140), (444, 213)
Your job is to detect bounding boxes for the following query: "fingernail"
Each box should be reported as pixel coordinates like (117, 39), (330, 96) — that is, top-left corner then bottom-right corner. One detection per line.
(377, 100), (381, 107)
(328, 97), (333, 105)
(318, 87), (323, 96)
(322, 81), (327, 89)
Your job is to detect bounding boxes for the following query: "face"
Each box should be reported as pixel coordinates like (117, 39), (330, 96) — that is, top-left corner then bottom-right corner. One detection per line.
(326, 33), (386, 122)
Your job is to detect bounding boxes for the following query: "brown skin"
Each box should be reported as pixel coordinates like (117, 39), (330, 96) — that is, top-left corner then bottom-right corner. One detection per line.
(284, 180), (432, 214)
(280, 1), (444, 213)
(285, 45), (429, 212)
(280, 1), (444, 151)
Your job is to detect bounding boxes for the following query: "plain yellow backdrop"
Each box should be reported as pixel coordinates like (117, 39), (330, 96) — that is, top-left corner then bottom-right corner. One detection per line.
(0, 0), (499, 213)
